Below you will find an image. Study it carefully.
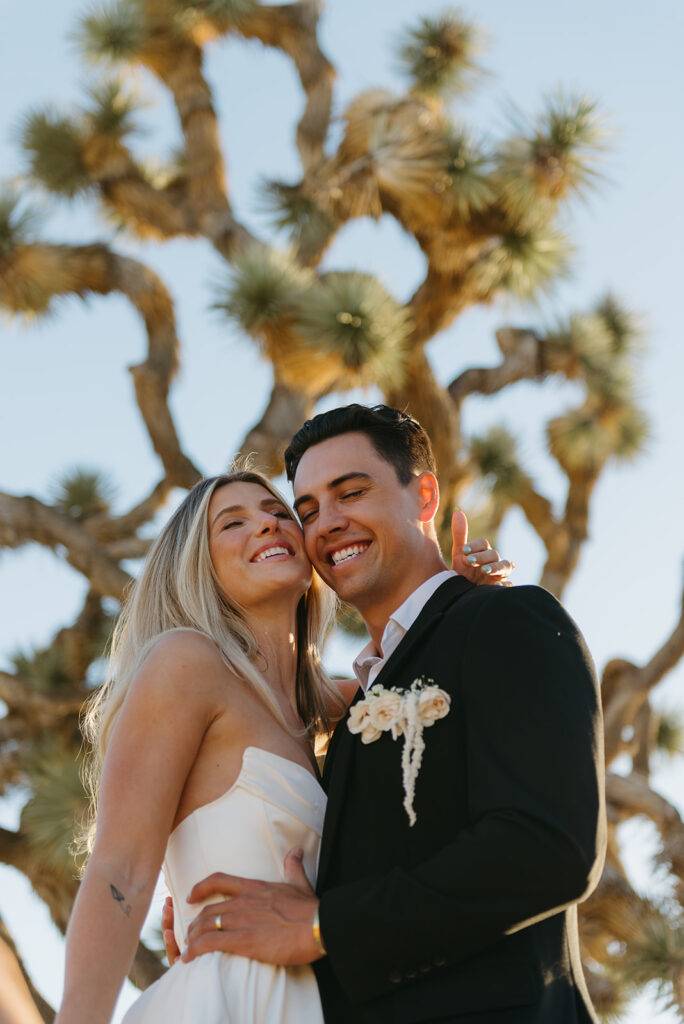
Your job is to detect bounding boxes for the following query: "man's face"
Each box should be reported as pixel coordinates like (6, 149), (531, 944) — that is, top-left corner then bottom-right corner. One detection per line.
(292, 432), (428, 613)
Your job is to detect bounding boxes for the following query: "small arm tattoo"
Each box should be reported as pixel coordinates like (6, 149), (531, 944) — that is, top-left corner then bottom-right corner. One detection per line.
(110, 883), (132, 917)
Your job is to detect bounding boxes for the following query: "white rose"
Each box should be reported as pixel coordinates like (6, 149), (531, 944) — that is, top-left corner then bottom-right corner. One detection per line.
(418, 686), (451, 725)
(367, 690), (405, 733)
(347, 700), (371, 734)
(360, 721), (383, 744)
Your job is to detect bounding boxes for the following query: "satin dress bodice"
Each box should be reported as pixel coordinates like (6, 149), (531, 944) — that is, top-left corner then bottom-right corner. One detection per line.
(122, 746), (326, 1024)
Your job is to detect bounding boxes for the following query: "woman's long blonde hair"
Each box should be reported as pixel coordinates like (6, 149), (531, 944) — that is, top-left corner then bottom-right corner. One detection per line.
(81, 470), (340, 852)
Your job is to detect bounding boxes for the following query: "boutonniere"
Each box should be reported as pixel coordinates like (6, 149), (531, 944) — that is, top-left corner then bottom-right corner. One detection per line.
(347, 677), (451, 826)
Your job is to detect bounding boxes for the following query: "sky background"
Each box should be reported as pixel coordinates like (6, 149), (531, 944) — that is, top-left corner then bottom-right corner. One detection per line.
(1, 0), (683, 1020)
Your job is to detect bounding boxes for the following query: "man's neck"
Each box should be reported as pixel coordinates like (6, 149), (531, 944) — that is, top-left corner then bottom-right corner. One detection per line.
(359, 557), (448, 651)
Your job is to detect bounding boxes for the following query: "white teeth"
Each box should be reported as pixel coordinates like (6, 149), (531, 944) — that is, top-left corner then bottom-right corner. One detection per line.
(254, 546), (290, 563)
(331, 544), (368, 565)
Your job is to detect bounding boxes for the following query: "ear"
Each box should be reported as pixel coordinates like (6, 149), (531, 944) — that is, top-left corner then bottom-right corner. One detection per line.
(416, 472), (439, 524)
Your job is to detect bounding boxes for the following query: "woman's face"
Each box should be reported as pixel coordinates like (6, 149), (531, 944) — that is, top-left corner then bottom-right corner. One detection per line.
(207, 481), (311, 612)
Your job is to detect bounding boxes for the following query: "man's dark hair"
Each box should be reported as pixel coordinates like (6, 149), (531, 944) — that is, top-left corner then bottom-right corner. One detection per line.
(284, 404), (436, 484)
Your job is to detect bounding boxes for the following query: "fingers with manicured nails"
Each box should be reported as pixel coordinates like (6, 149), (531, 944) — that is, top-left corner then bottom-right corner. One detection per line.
(186, 871), (248, 904)
(479, 557), (515, 577)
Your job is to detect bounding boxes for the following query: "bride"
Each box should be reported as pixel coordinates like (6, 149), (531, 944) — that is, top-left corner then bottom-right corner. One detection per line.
(55, 469), (510, 1024)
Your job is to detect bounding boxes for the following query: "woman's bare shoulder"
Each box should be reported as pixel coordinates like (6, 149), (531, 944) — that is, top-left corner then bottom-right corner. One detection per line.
(130, 629), (238, 703)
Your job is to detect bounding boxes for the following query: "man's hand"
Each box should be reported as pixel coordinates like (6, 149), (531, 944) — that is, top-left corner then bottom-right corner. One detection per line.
(162, 896), (181, 966)
(451, 509), (513, 586)
(182, 847), (322, 965)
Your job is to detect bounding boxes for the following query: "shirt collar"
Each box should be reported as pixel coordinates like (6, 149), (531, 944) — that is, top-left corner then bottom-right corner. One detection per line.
(352, 570), (457, 689)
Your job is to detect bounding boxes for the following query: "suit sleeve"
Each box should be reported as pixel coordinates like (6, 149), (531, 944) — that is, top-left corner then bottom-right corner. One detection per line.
(318, 586), (607, 1003)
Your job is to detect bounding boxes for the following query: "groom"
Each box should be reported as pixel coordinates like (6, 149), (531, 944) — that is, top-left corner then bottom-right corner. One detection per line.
(179, 404), (606, 1023)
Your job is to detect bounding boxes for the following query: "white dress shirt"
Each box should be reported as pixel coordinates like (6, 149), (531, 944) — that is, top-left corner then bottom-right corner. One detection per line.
(352, 570), (457, 692)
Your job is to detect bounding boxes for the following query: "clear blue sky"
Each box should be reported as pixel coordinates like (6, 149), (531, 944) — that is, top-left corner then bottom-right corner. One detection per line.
(1, 1), (682, 1020)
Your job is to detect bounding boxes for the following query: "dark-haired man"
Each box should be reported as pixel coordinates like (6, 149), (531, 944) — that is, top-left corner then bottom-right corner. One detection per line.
(179, 404), (606, 1023)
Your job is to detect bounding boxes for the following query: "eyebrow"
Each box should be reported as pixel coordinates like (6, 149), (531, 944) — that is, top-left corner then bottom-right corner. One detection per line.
(211, 497), (287, 527)
(293, 472), (373, 513)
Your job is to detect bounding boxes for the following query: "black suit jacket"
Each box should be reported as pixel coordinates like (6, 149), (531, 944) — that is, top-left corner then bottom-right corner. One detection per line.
(314, 578), (606, 1024)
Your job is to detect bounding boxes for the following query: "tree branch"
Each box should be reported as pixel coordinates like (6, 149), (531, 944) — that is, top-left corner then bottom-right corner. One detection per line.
(239, 1), (335, 171)
(0, 242), (201, 488)
(602, 578), (684, 764)
(0, 493), (130, 599)
(447, 326), (586, 405)
(0, 672), (84, 723)
(81, 135), (195, 240)
(606, 772), (684, 908)
(235, 376), (315, 476)
(0, 913), (53, 1023)
(86, 479), (173, 544)
(143, 26), (256, 260)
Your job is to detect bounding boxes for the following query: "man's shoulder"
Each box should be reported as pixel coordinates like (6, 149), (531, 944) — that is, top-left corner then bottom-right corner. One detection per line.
(440, 581), (578, 634)
(443, 580), (557, 613)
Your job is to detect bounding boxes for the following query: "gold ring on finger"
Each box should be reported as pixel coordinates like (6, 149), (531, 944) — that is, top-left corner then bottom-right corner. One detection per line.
(214, 914), (222, 931)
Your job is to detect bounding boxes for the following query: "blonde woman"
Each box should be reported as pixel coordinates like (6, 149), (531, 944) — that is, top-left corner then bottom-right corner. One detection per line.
(56, 469), (509, 1024)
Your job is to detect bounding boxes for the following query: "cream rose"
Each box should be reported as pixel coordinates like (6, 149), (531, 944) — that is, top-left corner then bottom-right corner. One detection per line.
(367, 690), (405, 733)
(360, 721), (383, 744)
(418, 686), (451, 725)
(347, 701), (371, 734)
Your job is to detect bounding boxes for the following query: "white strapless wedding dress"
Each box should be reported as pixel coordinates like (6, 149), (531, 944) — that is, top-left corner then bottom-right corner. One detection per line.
(122, 746), (326, 1023)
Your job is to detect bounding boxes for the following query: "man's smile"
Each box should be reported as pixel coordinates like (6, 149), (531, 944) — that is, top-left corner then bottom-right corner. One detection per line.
(328, 541), (371, 567)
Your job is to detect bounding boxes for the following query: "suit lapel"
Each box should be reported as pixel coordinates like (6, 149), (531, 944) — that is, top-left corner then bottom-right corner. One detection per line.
(317, 575), (475, 890)
(369, 575), (474, 692)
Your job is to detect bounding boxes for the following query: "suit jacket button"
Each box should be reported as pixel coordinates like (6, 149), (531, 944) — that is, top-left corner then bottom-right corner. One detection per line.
(433, 956), (446, 967)
(406, 969), (417, 979)
(419, 964), (431, 973)
(389, 970), (402, 984)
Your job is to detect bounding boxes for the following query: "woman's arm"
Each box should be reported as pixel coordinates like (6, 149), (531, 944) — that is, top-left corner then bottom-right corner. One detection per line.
(56, 634), (222, 1024)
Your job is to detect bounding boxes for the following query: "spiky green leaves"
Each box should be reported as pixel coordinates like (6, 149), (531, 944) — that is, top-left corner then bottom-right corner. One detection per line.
(214, 246), (312, 334)
(612, 916), (684, 1013)
(0, 194), (39, 258)
(297, 271), (410, 388)
(474, 226), (573, 300)
(84, 79), (140, 139)
(50, 468), (115, 520)
(261, 179), (334, 259)
(495, 95), (605, 222)
(11, 647), (70, 692)
(545, 296), (648, 472)
(19, 80), (142, 197)
(21, 111), (89, 198)
(442, 131), (493, 218)
(398, 12), (482, 97)
(216, 249), (411, 393)
(469, 427), (529, 501)
(76, 0), (146, 63)
(20, 739), (88, 874)
(548, 398), (648, 473)
(655, 710), (684, 759)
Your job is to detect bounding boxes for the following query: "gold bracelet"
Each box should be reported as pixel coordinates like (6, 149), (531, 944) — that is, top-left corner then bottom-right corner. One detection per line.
(312, 907), (327, 956)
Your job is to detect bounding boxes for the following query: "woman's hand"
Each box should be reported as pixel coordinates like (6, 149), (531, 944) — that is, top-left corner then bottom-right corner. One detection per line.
(451, 509), (514, 586)
(162, 896), (181, 966)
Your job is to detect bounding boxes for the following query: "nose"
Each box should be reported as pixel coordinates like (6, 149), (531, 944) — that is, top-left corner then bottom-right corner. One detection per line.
(315, 500), (348, 538)
(256, 512), (280, 535)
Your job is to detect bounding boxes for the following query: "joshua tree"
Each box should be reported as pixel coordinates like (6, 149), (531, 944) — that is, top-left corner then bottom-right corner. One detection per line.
(0, 2), (682, 1019)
